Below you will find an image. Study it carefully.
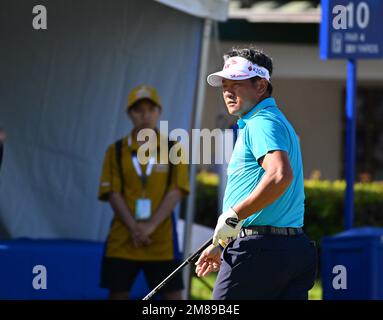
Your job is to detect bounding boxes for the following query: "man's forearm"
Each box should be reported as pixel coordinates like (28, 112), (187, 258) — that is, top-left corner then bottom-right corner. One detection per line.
(233, 170), (293, 220)
(108, 192), (136, 230)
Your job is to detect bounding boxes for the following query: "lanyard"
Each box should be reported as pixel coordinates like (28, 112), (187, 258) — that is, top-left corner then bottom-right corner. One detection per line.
(128, 135), (156, 190)
(131, 154), (155, 188)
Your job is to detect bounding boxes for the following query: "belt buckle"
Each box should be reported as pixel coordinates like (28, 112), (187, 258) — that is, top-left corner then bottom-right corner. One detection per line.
(242, 228), (259, 237)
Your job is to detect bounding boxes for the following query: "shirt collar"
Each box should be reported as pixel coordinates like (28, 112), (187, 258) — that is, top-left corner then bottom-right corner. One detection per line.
(128, 128), (161, 152)
(237, 97), (277, 129)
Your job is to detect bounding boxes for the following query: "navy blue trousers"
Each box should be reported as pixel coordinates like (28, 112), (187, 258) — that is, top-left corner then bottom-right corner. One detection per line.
(212, 233), (317, 300)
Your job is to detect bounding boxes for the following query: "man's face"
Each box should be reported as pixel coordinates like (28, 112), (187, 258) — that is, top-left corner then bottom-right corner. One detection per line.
(222, 78), (262, 117)
(128, 99), (161, 131)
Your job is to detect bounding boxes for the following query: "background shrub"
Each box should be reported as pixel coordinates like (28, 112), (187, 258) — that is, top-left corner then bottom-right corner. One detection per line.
(191, 172), (383, 245)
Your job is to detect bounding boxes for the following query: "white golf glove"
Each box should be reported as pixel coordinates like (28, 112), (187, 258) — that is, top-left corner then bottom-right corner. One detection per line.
(213, 208), (243, 247)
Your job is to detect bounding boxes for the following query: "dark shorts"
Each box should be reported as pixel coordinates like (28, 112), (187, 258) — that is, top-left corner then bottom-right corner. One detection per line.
(213, 233), (318, 300)
(100, 257), (184, 293)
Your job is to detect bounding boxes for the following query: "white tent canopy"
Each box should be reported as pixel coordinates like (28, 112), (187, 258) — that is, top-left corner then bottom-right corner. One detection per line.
(0, 0), (229, 240)
(155, 0), (229, 21)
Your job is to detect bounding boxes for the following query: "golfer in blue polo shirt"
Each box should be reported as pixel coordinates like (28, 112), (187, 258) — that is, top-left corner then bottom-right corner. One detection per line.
(195, 48), (317, 300)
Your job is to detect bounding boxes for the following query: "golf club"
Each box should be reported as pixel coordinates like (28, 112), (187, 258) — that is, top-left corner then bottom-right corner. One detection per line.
(142, 237), (213, 300)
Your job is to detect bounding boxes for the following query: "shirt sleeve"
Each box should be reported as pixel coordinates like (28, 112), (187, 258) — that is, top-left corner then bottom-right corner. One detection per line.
(98, 143), (122, 202)
(245, 115), (290, 163)
(168, 142), (190, 196)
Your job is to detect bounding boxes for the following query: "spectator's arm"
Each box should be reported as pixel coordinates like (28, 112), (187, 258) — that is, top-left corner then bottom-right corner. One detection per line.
(137, 188), (182, 237)
(108, 192), (152, 247)
(108, 191), (137, 232)
(151, 188), (183, 228)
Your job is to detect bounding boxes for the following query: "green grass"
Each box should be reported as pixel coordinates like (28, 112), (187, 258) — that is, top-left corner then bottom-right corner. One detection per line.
(308, 280), (322, 300)
(190, 274), (217, 300)
(191, 274), (322, 300)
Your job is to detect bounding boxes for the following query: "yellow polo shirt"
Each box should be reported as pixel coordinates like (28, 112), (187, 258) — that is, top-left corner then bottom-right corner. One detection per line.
(98, 133), (189, 261)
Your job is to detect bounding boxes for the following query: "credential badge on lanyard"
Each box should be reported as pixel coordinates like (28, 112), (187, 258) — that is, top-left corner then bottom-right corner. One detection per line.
(129, 135), (156, 220)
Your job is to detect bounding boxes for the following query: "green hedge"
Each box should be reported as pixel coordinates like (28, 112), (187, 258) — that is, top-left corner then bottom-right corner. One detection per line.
(193, 172), (383, 244)
(304, 180), (383, 244)
(194, 171), (220, 228)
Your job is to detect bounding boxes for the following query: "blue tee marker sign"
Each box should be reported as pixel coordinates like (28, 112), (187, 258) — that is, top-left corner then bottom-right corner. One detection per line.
(320, 1), (383, 230)
(320, 0), (383, 59)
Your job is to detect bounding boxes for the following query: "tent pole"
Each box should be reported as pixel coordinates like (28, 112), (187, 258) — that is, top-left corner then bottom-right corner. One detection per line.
(182, 18), (212, 299)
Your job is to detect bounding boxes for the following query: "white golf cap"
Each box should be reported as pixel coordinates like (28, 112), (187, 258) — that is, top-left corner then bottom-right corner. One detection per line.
(207, 56), (271, 87)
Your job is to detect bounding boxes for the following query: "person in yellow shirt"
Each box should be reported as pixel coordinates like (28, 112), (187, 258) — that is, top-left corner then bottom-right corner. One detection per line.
(98, 85), (190, 300)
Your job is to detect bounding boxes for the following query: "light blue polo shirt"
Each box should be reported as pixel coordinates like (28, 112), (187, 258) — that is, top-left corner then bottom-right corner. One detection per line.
(223, 97), (305, 228)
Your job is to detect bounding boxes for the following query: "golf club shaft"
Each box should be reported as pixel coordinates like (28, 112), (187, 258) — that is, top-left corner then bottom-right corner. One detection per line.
(142, 237), (213, 300)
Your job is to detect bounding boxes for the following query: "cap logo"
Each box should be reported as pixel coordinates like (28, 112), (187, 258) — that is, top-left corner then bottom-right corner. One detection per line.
(136, 86), (151, 99)
(225, 217), (239, 229)
(230, 73), (249, 78)
(253, 67), (267, 77)
(207, 56), (271, 87)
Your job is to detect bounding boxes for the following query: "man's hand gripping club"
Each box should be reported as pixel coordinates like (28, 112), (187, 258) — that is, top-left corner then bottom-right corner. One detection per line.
(212, 207), (243, 247)
(195, 208), (243, 277)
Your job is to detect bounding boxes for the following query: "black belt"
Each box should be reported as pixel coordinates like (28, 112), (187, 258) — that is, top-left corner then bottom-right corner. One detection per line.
(240, 226), (304, 237)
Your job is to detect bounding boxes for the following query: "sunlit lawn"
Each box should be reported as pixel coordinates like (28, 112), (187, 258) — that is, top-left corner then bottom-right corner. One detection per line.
(191, 273), (322, 300)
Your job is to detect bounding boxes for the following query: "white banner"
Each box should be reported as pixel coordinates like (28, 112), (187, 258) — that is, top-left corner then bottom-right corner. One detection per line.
(0, 0), (202, 241)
